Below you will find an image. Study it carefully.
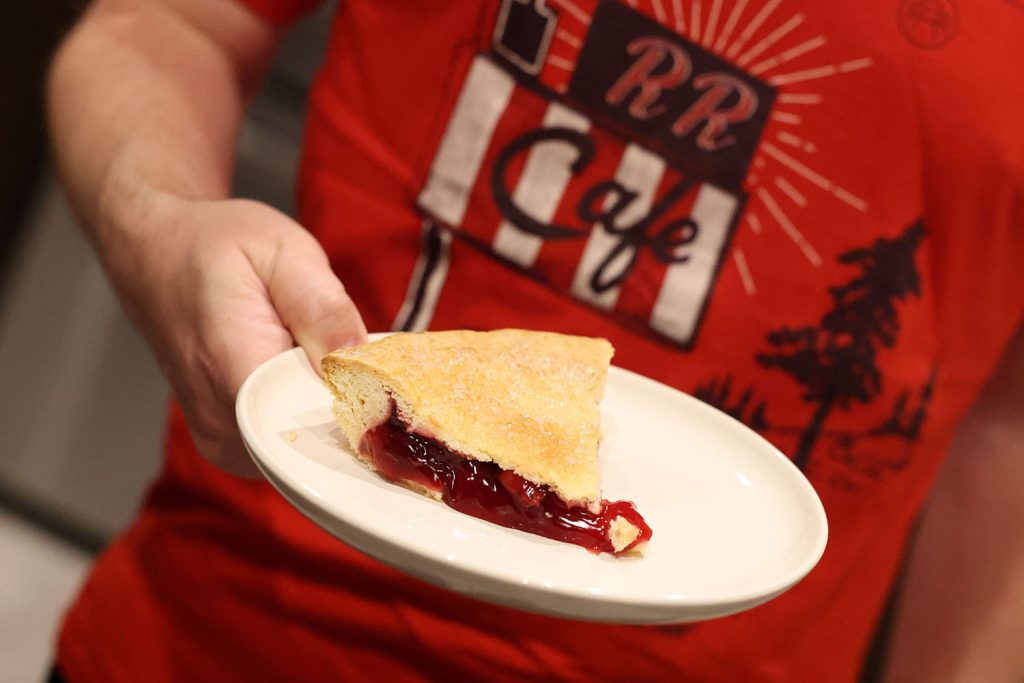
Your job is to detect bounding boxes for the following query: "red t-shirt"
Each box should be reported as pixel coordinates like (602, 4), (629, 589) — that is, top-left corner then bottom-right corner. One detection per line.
(58, 1), (1024, 681)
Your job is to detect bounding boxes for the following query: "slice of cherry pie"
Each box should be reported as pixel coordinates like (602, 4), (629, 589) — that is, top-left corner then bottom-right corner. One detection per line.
(321, 329), (651, 556)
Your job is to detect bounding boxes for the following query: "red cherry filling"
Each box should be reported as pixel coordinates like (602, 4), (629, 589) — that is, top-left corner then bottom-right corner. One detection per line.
(359, 408), (652, 555)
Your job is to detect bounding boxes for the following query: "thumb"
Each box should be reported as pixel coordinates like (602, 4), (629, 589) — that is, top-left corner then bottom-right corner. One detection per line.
(264, 235), (368, 373)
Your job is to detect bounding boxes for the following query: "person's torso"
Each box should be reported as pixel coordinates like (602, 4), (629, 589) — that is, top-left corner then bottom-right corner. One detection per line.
(61, 1), (1024, 681)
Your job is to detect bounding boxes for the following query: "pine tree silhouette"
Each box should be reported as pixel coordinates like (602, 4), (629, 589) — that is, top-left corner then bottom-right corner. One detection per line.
(756, 220), (925, 470)
(871, 365), (937, 440)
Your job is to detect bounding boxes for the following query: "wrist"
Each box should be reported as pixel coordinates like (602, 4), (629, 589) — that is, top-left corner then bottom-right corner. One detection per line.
(91, 173), (193, 289)
(95, 148), (226, 239)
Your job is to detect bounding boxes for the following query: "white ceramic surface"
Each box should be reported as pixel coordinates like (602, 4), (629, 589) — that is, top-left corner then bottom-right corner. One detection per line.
(236, 344), (828, 624)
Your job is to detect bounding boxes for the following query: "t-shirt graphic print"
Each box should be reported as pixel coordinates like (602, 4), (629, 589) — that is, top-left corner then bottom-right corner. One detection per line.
(414, 0), (873, 348)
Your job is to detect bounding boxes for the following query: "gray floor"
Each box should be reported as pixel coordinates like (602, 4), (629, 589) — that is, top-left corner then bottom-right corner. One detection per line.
(0, 509), (90, 683)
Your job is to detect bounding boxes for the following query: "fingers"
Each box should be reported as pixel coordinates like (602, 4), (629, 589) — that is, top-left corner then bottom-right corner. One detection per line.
(172, 337), (273, 479)
(191, 412), (263, 479)
(264, 233), (368, 374)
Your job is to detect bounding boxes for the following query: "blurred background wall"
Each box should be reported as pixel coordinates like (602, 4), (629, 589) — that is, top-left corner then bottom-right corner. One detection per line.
(0, 3), (334, 680)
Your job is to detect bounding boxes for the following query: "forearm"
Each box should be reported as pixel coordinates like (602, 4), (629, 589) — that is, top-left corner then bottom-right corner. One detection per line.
(47, 0), (276, 236)
(883, 330), (1024, 681)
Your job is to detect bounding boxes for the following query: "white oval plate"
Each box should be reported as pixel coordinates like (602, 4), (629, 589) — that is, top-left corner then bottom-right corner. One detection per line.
(237, 343), (827, 624)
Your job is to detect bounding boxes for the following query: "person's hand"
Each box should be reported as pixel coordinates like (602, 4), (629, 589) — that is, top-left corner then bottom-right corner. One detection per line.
(99, 193), (367, 477)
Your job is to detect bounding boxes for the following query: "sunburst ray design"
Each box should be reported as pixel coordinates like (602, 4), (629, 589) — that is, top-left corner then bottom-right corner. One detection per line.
(652, 0), (668, 24)
(776, 92), (823, 105)
(776, 131), (817, 153)
(671, 0), (686, 33)
(548, 0), (590, 24)
(555, 27), (583, 48)
(733, 248), (757, 295)
(749, 35), (826, 76)
(713, 0), (750, 52)
(703, 0), (725, 47)
(762, 143), (867, 211)
(736, 13), (804, 67)
(771, 111), (802, 125)
(774, 176), (808, 207)
(769, 57), (873, 86)
(746, 213), (763, 235)
(757, 188), (822, 266)
(546, 55), (575, 70)
(726, 0), (782, 59)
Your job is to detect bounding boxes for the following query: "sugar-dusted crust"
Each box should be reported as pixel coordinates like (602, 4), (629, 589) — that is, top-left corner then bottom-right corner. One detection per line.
(321, 329), (613, 505)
